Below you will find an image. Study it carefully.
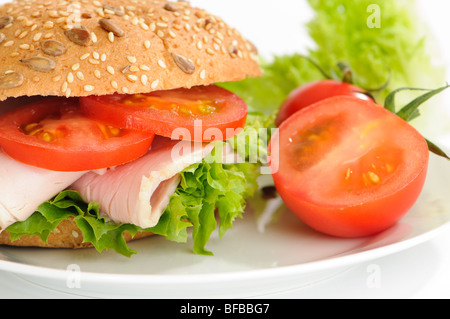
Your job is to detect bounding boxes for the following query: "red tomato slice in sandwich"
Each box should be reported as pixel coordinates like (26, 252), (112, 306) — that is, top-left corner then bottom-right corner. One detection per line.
(0, 97), (155, 172)
(79, 85), (248, 142)
(269, 96), (429, 238)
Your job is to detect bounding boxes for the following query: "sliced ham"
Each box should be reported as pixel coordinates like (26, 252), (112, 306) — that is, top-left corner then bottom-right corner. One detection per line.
(71, 137), (220, 229)
(0, 151), (85, 229)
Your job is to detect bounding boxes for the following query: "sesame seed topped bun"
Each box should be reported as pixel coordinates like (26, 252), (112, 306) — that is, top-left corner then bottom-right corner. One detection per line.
(0, 0), (261, 101)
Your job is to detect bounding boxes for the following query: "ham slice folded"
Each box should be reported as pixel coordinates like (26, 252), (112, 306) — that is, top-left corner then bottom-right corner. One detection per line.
(0, 151), (85, 229)
(71, 137), (218, 229)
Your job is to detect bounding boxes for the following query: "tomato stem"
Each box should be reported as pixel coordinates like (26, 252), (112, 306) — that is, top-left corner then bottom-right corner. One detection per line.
(299, 55), (391, 94)
(384, 84), (450, 161)
(298, 54), (333, 80)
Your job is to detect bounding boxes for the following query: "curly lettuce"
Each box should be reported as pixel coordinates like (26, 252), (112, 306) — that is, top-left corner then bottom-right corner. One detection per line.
(222, 0), (446, 135)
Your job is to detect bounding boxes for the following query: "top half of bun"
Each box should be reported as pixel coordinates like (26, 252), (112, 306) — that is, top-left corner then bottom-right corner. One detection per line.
(0, 0), (261, 101)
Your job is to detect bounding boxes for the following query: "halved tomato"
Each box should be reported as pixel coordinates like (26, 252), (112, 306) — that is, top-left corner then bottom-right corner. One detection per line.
(269, 96), (429, 238)
(0, 98), (155, 172)
(79, 85), (248, 142)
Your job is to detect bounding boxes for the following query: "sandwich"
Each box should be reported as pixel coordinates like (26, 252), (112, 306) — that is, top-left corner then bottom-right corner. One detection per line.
(0, 0), (262, 256)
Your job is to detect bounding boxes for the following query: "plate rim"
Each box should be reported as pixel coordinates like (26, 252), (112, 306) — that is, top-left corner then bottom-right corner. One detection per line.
(2, 217), (450, 285)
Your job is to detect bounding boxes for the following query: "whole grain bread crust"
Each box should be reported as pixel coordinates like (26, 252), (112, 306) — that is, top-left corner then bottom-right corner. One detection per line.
(0, 217), (153, 249)
(0, 0), (261, 101)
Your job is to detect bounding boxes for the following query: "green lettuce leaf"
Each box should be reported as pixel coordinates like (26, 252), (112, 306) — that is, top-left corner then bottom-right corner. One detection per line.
(222, 0), (446, 135)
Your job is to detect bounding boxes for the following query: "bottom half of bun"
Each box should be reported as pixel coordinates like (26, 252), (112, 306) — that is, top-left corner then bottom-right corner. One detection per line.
(0, 218), (153, 249)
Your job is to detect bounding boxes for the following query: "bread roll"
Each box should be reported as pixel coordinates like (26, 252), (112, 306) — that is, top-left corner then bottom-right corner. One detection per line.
(0, 0), (260, 249)
(0, 0), (261, 101)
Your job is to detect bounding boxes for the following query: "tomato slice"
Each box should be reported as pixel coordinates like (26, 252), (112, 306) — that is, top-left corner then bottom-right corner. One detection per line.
(275, 80), (373, 127)
(79, 85), (248, 142)
(269, 96), (429, 238)
(0, 98), (155, 172)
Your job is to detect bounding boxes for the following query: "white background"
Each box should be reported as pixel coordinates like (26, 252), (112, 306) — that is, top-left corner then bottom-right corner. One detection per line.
(1, 0), (450, 299)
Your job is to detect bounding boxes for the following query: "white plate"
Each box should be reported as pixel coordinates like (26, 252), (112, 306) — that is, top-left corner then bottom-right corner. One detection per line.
(0, 154), (448, 298)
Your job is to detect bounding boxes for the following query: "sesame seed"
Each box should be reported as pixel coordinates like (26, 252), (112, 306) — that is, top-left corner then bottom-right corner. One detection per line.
(43, 21), (54, 29)
(129, 65), (139, 72)
(19, 44), (30, 50)
(206, 48), (215, 55)
(89, 58), (100, 65)
(44, 33), (53, 39)
(100, 54), (106, 62)
(33, 32), (42, 41)
(91, 32), (98, 43)
(200, 70), (206, 79)
(61, 81), (68, 93)
(140, 22), (149, 30)
(72, 63), (80, 71)
(18, 31), (28, 39)
(84, 85), (95, 92)
(48, 10), (59, 18)
(67, 72), (74, 83)
(106, 65), (115, 75)
(55, 17), (66, 24)
(157, 30), (164, 38)
(94, 70), (101, 79)
(80, 53), (90, 60)
(127, 56), (137, 64)
(144, 40), (151, 49)
(10, 52), (19, 57)
(59, 10), (70, 17)
(172, 23), (182, 31)
(72, 230), (79, 238)
(93, 51), (100, 60)
(151, 79), (159, 89)
(76, 71), (85, 80)
(65, 88), (71, 98)
(108, 32), (114, 43)
(196, 41), (202, 50)
(4, 40), (14, 47)
(169, 30), (176, 38)
(141, 74), (148, 85)
(158, 59), (167, 69)
(127, 74), (138, 82)
(122, 87), (129, 93)
(140, 64), (150, 71)
(52, 75), (61, 82)
(111, 80), (118, 89)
